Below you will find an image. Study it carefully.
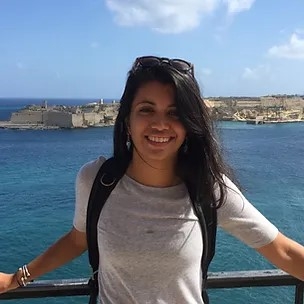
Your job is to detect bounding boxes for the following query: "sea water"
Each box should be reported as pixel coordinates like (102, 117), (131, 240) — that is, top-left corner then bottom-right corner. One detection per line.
(0, 101), (303, 303)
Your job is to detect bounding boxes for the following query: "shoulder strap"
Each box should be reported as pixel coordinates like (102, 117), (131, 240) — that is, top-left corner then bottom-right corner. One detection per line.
(86, 157), (124, 304)
(202, 202), (217, 273)
(192, 199), (217, 304)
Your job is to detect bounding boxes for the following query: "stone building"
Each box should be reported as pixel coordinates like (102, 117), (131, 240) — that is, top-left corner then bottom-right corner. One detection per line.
(9, 104), (118, 128)
(11, 110), (44, 124)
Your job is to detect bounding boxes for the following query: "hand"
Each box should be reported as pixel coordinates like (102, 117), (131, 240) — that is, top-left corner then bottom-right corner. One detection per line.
(0, 272), (18, 294)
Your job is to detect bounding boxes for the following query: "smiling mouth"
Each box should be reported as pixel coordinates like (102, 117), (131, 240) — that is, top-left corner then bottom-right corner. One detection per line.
(146, 136), (173, 144)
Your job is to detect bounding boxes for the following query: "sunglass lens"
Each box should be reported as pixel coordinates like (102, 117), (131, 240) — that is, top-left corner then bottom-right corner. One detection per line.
(171, 60), (191, 72)
(139, 57), (160, 67)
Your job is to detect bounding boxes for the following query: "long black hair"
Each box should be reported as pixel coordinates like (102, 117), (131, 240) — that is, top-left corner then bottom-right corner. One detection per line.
(113, 62), (234, 209)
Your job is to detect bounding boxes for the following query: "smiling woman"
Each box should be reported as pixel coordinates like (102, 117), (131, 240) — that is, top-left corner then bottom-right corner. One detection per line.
(1, 56), (304, 304)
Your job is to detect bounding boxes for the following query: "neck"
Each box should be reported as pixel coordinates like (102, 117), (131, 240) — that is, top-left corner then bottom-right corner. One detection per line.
(126, 152), (181, 188)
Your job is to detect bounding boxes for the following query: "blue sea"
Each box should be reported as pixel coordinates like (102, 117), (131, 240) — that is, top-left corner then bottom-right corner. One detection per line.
(0, 98), (304, 303)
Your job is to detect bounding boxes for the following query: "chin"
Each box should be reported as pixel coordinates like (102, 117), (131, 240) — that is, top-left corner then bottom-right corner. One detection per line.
(142, 150), (179, 163)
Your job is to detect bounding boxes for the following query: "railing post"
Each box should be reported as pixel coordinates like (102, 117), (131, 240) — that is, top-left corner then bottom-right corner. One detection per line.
(295, 283), (304, 304)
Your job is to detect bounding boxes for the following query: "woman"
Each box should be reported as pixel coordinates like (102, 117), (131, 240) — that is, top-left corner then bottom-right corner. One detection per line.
(0, 56), (304, 304)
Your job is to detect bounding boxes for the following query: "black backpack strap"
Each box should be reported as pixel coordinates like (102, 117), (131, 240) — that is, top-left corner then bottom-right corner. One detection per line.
(201, 202), (217, 304)
(192, 199), (217, 304)
(86, 157), (125, 304)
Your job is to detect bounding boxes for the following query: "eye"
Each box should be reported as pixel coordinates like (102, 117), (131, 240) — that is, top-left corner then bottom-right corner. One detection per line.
(139, 106), (154, 114)
(168, 109), (179, 119)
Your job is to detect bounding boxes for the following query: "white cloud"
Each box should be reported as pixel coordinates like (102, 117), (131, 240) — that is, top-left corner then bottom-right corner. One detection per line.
(242, 64), (270, 80)
(268, 33), (304, 59)
(223, 0), (255, 14)
(105, 0), (256, 34)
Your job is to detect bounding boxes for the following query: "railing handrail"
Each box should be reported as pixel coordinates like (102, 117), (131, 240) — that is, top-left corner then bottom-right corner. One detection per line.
(1, 269), (303, 303)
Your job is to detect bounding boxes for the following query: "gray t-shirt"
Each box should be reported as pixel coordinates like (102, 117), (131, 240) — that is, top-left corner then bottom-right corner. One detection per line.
(73, 156), (278, 304)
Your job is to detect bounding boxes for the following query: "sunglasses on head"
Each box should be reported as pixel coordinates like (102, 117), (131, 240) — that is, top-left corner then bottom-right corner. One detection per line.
(132, 56), (194, 76)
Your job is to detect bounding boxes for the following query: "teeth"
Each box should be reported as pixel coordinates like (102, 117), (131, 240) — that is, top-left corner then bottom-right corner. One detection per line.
(148, 136), (170, 143)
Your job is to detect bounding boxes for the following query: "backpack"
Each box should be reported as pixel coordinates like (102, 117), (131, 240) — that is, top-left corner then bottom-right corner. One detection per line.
(86, 157), (217, 304)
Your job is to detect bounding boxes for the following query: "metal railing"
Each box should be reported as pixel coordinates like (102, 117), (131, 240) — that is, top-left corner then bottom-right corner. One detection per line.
(1, 270), (303, 303)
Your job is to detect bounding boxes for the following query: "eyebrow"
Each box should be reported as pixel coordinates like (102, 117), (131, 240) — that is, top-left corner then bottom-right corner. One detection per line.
(136, 100), (176, 107)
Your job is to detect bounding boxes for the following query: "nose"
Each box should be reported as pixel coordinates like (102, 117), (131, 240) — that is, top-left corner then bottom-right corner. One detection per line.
(150, 114), (170, 131)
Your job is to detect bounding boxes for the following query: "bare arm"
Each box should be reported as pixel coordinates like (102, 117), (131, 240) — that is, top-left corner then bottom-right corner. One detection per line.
(0, 227), (87, 293)
(257, 232), (304, 281)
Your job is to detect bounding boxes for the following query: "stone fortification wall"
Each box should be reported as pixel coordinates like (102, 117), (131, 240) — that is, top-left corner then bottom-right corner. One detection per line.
(83, 113), (103, 126)
(207, 97), (304, 110)
(9, 107), (117, 128)
(284, 98), (304, 109)
(236, 99), (261, 108)
(44, 111), (73, 128)
(209, 100), (225, 107)
(11, 110), (44, 124)
(208, 98), (261, 108)
(103, 106), (118, 122)
(261, 97), (304, 109)
(72, 113), (84, 127)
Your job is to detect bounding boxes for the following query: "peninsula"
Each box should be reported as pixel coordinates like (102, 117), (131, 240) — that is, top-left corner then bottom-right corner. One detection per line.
(0, 99), (119, 130)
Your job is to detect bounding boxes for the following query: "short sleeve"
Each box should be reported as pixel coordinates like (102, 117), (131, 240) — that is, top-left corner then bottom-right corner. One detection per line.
(73, 156), (106, 232)
(217, 176), (279, 249)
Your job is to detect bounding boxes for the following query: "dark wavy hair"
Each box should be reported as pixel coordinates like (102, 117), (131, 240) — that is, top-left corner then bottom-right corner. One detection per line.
(113, 62), (234, 209)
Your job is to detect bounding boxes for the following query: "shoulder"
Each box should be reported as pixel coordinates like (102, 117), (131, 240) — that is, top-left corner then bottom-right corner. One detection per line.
(214, 174), (243, 207)
(217, 175), (279, 248)
(216, 175), (247, 220)
(76, 156), (106, 187)
(73, 156), (106, 232)
(222, 175), (243, 200)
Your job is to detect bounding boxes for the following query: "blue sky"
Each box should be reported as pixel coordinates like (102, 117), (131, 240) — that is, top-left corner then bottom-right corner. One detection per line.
(1, 0), (304, 98)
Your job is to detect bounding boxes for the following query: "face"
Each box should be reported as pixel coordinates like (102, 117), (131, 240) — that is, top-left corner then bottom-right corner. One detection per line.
(127, 81), (186, 166)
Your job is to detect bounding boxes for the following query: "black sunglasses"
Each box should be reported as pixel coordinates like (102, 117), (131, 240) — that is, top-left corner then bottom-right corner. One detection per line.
(132, 56), (194, 76)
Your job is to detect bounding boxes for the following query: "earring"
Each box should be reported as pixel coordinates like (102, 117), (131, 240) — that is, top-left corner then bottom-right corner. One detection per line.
(126, 134), (131, 150)
(182, 138), (188, 153)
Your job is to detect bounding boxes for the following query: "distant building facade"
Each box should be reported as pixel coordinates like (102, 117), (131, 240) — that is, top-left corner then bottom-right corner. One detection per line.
(10, 103), (118, 128)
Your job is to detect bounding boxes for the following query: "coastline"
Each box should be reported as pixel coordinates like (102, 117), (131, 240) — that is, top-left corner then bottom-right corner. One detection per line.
(1, 119), (303, 131)
(0, 120), (115, 130)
